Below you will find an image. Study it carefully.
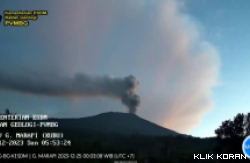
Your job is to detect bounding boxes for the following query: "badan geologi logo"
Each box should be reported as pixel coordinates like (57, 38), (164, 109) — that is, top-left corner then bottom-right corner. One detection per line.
(242, 135), (250, 159)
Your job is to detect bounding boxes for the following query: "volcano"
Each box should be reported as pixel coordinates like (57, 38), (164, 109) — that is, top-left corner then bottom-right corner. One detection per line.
(52, 112), (182, 136)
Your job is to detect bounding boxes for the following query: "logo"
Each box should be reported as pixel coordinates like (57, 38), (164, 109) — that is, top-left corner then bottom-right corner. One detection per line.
(0, 15), (2, 22)
(242, 135), (250, 159)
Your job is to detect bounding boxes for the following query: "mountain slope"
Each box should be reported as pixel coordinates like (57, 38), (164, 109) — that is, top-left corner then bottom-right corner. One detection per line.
(53, 112), (181, 136)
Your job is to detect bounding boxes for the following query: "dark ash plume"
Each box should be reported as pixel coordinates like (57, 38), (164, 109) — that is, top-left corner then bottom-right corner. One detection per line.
(0, 72), (140, 114)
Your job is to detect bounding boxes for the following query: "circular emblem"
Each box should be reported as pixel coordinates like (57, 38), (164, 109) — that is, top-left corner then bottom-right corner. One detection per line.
(242, 135), (250, 159)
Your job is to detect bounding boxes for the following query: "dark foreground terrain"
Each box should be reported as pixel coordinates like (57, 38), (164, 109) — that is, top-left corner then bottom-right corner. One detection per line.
(0, 112), (245, 163)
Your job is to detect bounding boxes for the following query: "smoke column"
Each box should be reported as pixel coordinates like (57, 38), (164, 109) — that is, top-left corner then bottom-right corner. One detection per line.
(0, 71), (140, 114)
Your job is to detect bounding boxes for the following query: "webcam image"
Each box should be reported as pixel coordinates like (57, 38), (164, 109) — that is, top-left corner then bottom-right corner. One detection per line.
(0, 0), (250, 162)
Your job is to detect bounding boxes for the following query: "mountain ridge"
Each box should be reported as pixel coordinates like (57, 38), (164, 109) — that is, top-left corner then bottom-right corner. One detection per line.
(51, 112), (183, 137)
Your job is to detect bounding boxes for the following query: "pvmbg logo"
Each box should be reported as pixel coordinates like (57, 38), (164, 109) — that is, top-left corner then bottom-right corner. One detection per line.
(242, 135), (250, 159)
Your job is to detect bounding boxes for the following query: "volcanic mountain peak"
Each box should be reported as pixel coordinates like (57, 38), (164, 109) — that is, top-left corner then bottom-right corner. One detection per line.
(57, 112), (182, 136)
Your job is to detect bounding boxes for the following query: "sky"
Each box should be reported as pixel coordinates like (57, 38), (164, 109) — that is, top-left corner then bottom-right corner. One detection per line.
(0, 0), (249, 138)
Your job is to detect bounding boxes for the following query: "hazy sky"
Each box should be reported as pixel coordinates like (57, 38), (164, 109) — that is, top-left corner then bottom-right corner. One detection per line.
(0, 0), (249, 137)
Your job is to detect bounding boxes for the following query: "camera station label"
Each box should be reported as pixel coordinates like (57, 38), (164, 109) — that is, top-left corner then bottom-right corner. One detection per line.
(0, 122), (58, 128)
(0, 132), (70, 147)
(0, 114), (48, 120)
(0, 139), (71, 147)
(0, 114), (71, 147)
(3, 10), (48, 27)
(0, 114), (58, 127)
(0, 153), (136, 160)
